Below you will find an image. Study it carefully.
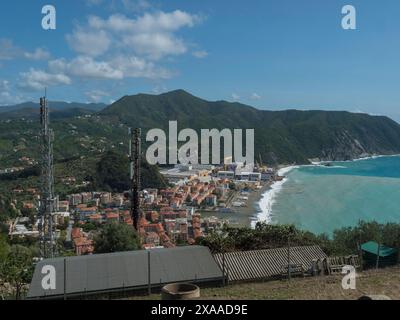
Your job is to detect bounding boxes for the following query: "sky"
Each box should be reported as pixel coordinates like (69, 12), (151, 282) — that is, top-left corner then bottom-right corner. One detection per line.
(1, 0), (400, 121)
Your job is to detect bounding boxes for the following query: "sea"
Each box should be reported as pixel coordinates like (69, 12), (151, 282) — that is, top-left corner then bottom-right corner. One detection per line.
(255, 155), (400, 235)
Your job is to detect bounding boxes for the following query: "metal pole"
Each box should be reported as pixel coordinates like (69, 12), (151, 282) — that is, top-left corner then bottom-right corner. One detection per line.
(376, 242), (380, 269)
(148, 251), (151, 295)
(222, 252), (226, 286)
(287, 235), (291, 281)
(64, 258), (67, 300)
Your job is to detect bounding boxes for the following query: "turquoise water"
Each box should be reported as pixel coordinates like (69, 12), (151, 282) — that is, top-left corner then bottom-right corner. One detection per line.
(270, 156), (400, 235)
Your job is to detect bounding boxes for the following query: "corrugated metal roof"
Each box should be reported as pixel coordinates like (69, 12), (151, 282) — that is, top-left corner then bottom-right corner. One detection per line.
(27, 246), (223, 299)
(213, 246), (327, 282)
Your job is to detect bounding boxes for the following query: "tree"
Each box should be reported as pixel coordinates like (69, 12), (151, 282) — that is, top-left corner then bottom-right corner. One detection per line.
(0, 245), (34, 300)
(92, 151), (167, 192)
(0, 234), (9, 261)
(94, 222), (141, 254)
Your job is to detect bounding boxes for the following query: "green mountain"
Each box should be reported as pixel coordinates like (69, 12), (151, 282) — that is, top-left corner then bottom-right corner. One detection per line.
(100, 90), (400, 164)
(0, 101), (106, 113)
(0, 101), (106, 120)
(2, 89), (400, 195)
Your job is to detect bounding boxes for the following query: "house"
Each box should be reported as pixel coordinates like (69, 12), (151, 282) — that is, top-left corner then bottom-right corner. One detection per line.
(58, 200), (69, 212)
(205, 195), (217, 207)
(77, 207), (97, 220)
(106, 212), (120, 223)
(89, 214), (103, 224)
(71, 227), (94, 256)
(145, 232), (160, 247)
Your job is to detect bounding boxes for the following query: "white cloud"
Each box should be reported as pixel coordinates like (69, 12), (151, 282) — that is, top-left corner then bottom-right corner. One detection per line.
(19, 68), (71, 91)
(123, 33), (187, 60)
(24, 48), (51, 60)
(0, 39), (21, 60)
(0, 80), (10, 91)
(0, 80), (12, 104)
(66, 29), (111, 57)
(85, 89), (109, 103)
(13, 8), (204, 93)
(108, 55), (172, 79)
(152, 84), (168, 94)
(0, 38), (51, 63)
(48, 55), (170, 81)
(250, 93), (261, 100)
(231, 93), (240, 101)
(50, 56), (123, 80)
(86, 0), (151, 12)
(192, 50), (208, 59)
(78, 11), (201, 60)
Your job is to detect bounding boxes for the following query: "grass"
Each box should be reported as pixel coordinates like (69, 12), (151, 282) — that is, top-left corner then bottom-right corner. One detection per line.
(128, 266), (400, 300)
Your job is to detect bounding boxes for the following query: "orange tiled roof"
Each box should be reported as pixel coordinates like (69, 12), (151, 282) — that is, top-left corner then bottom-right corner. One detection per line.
(106, 213), (120, 219)
(89, 214), (102, 220)
(71, 228), (83, 239)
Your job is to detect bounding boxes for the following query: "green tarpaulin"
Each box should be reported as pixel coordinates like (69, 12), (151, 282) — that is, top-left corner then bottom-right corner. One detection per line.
(361, 241), (398, 257)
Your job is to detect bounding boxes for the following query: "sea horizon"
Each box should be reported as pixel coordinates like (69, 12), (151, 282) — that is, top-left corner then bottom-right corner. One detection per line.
(255, 154), (400, 235)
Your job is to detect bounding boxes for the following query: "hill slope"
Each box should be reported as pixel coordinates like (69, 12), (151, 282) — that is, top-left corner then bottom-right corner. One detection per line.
(100, 90), (400, 164)
(0, 101), (106, 120)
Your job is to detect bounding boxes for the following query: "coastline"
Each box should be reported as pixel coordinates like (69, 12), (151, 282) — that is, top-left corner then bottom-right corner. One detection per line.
(252, 153), (400, 228)
(250, 165), (298, 228)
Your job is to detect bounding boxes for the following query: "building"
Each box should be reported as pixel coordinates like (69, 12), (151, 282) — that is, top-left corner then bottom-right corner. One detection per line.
(58, 200), (70, 212)
(27, 246), (224, 299)
(217, 171), (235, 179)
(71, 228), (94, 256)
(205, 195), (217, 207)
(68, 194), (82, 206)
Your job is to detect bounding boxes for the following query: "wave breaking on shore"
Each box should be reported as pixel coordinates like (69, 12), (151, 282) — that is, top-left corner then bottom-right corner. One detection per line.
(251, 166), (298, 228)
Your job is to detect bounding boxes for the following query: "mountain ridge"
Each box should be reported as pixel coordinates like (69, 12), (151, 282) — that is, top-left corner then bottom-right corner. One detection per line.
(2, 90), (400, 166)
(99, 90), (400, 164)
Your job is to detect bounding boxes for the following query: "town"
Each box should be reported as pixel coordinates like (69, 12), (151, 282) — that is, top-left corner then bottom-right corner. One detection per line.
(7, 159), (279, 256)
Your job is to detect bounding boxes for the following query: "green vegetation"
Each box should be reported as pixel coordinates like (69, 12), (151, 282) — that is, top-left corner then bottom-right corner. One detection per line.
(90, 150), (167, 192)
(198, 221), (400, 258)
(0, 245), (34, 300)
(93, 222), (141, 254)
(101, 90), (400, 164)
(0, 234), (9, 261)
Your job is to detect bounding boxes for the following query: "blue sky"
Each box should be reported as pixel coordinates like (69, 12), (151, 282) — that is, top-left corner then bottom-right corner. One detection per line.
(1, 0), (400, 121)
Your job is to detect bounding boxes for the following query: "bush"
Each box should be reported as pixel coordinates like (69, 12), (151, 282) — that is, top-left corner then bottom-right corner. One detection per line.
(198, 221), (400, 256)
(94, 222), (141, 254)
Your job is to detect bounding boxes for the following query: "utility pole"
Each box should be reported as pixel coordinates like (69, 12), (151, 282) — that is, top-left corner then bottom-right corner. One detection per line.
(39, 93), (56, 259)
(287, 234), (291, 281)
(376, 242), (381, 270)
(129, 128), (142, 230)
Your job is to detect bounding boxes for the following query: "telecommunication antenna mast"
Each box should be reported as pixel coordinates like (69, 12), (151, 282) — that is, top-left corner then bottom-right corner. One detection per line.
(129, 128), (142, 230)
(39, 93), (56, 259)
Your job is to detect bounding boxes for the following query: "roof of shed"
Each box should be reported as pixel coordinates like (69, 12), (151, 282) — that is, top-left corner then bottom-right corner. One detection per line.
(27, 246), (222, 299)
